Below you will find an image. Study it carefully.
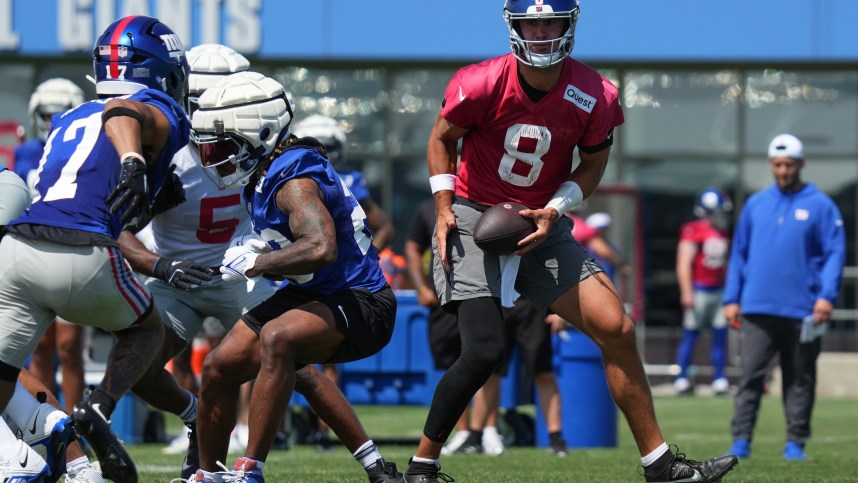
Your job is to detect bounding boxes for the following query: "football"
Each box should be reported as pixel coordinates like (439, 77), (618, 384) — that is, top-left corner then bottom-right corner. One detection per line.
(473, 201), (537, 255)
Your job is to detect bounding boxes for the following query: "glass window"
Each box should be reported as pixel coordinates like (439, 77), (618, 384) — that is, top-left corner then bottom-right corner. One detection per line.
(744, 70), (858, 156)
(622, 70), (741, 156)
(271, 66), (388, 157)
(0, 64), (37, 141)
(742, 157), (858, 195)
(390, 156), (433, 249)
(388, 69), (456, 156)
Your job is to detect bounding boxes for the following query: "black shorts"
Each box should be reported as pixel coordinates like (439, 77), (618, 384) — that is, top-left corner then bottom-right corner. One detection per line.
(242, 284), (397, 364)
(497, 298), (553, 378)
(427, 306), (460, 370)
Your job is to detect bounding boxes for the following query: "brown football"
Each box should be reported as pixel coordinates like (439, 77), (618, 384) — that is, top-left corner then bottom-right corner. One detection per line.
(473, 201), (536, 254)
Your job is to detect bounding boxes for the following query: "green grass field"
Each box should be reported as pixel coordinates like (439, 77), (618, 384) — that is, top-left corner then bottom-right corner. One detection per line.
(128, 396), (858, 482)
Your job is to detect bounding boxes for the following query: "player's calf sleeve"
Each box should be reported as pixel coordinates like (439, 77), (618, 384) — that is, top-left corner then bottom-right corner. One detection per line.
(423, 297), (506, 442)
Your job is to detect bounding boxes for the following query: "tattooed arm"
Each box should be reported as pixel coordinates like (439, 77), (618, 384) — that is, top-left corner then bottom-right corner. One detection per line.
(245, 177), (338, 277)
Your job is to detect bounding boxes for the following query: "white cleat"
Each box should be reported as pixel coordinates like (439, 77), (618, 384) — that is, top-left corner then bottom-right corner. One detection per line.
(482, 426), (505, 456)
(441, 430), (470, 456)
(22, 402), (75, 478)
(0, 438), (51, 482)
(227, 429), (246, 454)
(64, 462), (109, 483)
(162, 424), (192, 455)
(674, 377), (693, 395)
(711, 377), (730, 396)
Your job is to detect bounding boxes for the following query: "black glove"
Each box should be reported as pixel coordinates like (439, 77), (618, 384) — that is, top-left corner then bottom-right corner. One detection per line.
(150, 164), (186, 217)
(107, 157), (149, 224)
(153, 257), (215, 290)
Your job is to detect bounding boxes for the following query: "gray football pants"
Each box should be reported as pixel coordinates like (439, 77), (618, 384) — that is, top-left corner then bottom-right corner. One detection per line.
(731, 315), (821, 444)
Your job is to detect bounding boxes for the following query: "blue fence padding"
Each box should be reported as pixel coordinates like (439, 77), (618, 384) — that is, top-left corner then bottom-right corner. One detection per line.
(498, 346), (524, 409)
(336, 292), (447, 405)
(327, 292), (525, 407)
(535, 329), (618, 448)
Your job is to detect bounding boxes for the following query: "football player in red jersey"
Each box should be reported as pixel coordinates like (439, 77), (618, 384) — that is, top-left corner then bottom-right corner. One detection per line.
(405, 2), (738, 482)
(674, 188), (733, 396)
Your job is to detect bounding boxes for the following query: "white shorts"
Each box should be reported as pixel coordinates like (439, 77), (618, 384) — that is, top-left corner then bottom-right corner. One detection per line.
(0, 234), (151, 368)
(145, 276), (274, 343)
(0, 170), (31, 225)
(682, 288), (727, 330)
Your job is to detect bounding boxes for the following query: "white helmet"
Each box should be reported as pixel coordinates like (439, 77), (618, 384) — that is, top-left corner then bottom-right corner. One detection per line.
(28, 78), (85, 141)
(191, 72), (293, 189)
(186, 43), (250, 113)
(292, 114), (347, 166)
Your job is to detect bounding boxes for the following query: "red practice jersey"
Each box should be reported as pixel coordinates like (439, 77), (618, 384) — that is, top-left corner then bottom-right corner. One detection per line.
(441, 54), (624, 209)
(679, 219), (730, 289)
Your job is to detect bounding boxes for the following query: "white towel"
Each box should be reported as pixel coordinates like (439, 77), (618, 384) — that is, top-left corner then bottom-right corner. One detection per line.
(498, 254), (521, 308)
(245, 276), (260, 293)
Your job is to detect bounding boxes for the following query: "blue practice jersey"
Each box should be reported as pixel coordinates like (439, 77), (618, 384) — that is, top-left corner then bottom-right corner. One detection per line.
(12, 139), (45, 180)
(245, 145), (386, 295)
(9, 90), (188, 239)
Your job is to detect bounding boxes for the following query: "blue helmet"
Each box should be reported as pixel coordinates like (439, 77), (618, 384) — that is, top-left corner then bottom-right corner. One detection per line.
(93, 16), (189, 108)
(695, 188), (733, 229)
(503, 0), (580, 68)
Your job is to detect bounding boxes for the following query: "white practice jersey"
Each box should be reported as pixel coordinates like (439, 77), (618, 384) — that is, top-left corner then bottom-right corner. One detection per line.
(138, 145), (252, 267)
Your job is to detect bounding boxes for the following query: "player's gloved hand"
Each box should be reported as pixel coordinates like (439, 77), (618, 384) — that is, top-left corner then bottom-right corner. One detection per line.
(221, 234), (272, 283)
(149, 164), (186, 216)
(107, 156), (148, 224)
(221, 245), (261, 283)
(153, 257), (214, 290)
(228, 233), (270, 251)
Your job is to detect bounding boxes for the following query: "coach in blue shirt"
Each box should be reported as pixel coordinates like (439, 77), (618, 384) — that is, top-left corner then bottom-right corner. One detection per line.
(723, 133), (845, 462)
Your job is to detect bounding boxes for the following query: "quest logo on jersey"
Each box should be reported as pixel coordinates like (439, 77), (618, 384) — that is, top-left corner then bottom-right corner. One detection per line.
(563, 84), (596, 113)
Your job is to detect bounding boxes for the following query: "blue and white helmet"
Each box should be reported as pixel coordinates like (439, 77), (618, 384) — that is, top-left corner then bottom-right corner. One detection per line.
(93, 16), (189, 108)
(695, 188), (732, 229)
(503, 0), (580, 68)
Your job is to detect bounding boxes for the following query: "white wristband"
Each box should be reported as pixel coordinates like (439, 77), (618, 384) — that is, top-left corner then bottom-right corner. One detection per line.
(544, 181), (584, 215)
(429, 173), (457, 193)
(120, 152), (145, 163)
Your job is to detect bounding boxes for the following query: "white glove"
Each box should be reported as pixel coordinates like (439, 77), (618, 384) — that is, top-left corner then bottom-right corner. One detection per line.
(221, 235), (271, 284)
(228, 233), (271, 252)
(221, 245), (260, 283)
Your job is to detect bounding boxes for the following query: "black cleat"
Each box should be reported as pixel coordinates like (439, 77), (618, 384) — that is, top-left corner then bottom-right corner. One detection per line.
(549, 435), (568, 457)
(453, 432), (483, 455)
(644, 450), (739, 482)
(366, 458), (406, 483)
(404, 458), (454, 483)
(313, 431), (335, 452)
(180, 421), (199, 480)
(71, 400), (138, 483)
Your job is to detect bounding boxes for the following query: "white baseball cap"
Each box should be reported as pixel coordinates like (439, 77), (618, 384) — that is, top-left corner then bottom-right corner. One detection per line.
(586, 212), (612, 230)
(768, 134), (804, 160)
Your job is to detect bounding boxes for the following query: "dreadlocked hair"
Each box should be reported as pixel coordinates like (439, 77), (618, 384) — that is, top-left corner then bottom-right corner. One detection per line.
(258, 134), (331, 177)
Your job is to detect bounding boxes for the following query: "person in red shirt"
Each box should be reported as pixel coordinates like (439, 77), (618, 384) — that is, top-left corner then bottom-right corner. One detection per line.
(406, 2), (738, 482)
(674, 188), (733, 396)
